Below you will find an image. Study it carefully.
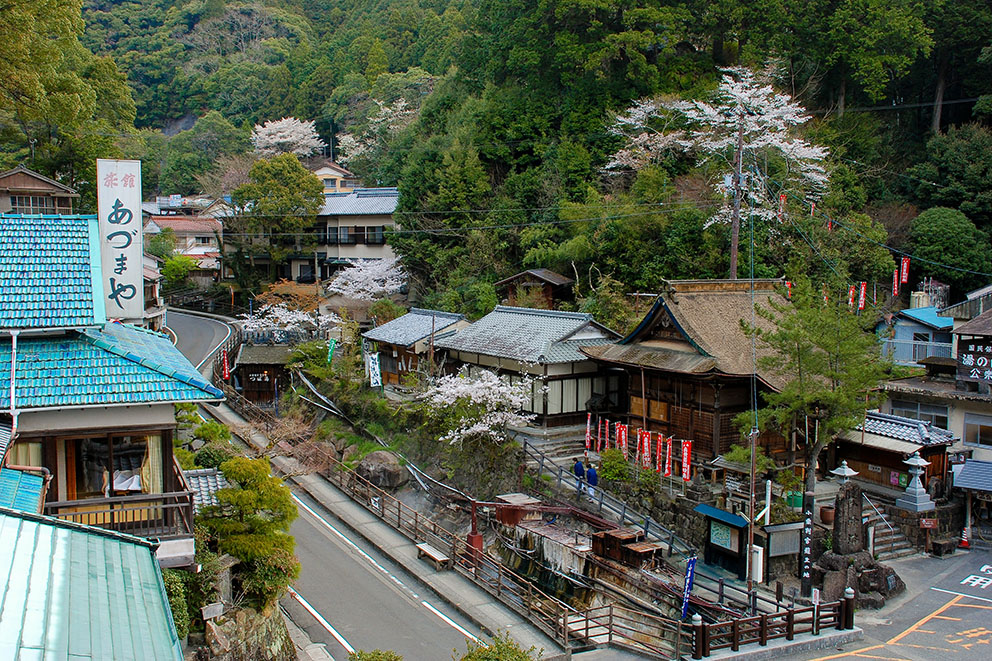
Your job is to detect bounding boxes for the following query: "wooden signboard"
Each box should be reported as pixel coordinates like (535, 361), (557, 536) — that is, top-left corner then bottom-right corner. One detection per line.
(920, 518), (938, 529)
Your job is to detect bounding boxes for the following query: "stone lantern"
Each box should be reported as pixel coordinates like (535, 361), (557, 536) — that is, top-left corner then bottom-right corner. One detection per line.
(894, 451), (935, 513)
(830, 460), (859, 486)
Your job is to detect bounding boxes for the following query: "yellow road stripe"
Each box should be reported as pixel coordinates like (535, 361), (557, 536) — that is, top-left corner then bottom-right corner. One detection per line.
(888, 594), (963, 644)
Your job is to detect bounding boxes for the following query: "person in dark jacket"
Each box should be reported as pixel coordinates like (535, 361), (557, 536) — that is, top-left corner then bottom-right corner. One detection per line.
(586, 464), (598, 499)
(573, 459), (586, 495)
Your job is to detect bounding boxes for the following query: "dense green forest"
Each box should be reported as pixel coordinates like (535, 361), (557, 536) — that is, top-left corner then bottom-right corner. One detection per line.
(2, 0), (991, 320)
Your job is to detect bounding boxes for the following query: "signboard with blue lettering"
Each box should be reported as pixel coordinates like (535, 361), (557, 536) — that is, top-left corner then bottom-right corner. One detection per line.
(681, 555), (697, 618)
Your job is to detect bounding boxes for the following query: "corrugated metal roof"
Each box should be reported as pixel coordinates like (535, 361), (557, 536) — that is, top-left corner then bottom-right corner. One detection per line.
(0, 507), (184, 660)
(319, 188), (399, 216)
(0, 322), (223, 409)
(362, 308), (465, 348)
(0, 469), (44, 512)
(0, 214), (103, 329)
(433, 306), (619, 364)
(899, 306), (953, 330)
(955, 459), (992, 492)
(183, 468), (230, 513)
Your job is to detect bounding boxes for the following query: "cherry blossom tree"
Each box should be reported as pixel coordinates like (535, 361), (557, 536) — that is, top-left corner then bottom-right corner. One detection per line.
(252, 117), (326, 157)
(420, 368), (537, 446)
(240, 303), (339, 334)
(326, 257), (406, 301)
(335, 99), (416, 166)
(608, 67), (829, 278)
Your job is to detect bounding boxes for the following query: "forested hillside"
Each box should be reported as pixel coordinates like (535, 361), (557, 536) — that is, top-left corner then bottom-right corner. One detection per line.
(3, 0), (991, 320)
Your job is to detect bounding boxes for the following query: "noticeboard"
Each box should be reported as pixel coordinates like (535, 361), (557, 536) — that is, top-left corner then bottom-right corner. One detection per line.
(957, 339), (992, 384)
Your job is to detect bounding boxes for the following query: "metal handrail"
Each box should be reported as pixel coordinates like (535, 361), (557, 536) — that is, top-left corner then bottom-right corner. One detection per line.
(863, 493), (896, 555)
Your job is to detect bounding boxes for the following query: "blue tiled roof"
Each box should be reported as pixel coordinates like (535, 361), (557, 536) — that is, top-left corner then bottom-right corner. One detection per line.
(363, 308), (465, 347)
(956, 459), (992, 492)
(434, 306), (619, 364)
(0, 214), (105, 329)
(0, 507), (184, 660)
(0, 322), (223, 409)
(0, 469), (44, 513)
(899, 306), (953, 331)
(694, 503), (749, 528)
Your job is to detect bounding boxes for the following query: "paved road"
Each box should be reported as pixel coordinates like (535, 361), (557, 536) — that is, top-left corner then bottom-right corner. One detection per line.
(166, 310), (232, 371)
(168, 311), (481, 659)
(797, 547), (992, 660)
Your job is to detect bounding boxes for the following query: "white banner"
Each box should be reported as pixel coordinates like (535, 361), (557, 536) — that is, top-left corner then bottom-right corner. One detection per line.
(368, 352), (382, 388)
(97, 159), (143, 320)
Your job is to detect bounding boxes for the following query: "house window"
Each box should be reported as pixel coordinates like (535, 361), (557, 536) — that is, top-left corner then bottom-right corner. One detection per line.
(11, 195), (55, 214)
(323, 178), (336, 188)
(352, 226), (366, 244)
(339, 226), (353, 244)
(367, 225), (385, 245)
(964, 413), (992, 448)
(8, 441), (42, 467)
(890, 399), (949, 429)
(912, 332), (931, 361)
(195, 236), (212, 245)
(326, 226), (338, 244)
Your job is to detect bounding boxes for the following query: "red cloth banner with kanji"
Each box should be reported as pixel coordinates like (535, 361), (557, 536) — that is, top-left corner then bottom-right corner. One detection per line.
(848, 285), (856, 308)
(222, 350), (230, 380)
(619, 424), (628, 459)
(858, 282), (867, 311)
(892, 268), (899, 296)
(655, 433), (664, 472)
(585, 413), (591, 451)
(901, 256), (910, 283)
(681, 439), (692, 482)
(664, 437), (673, 477)
(640, 430), (652, 470)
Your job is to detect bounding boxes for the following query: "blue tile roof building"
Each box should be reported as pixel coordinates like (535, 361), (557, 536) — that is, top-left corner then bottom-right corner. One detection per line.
(0, 214), (104, 329)
(0, 469), (44, 512)
(0, 507), (184, 660)
(0, 322), (222, 409)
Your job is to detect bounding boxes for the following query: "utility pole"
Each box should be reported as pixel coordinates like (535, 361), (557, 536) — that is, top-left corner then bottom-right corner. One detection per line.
(746, 426), (759, 598)
(729, 113), (745, 280)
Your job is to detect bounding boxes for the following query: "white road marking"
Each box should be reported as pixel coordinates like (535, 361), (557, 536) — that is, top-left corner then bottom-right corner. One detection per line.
(420, 600), (480, 642)
(291, 492), (482, 642)
(930, 587), (992, 604)
(287, 586), (355, 654)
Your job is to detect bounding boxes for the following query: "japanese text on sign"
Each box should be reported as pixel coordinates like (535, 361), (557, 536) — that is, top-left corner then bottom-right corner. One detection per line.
(97, 160), (143, 319)
(957, 339), (992, 384)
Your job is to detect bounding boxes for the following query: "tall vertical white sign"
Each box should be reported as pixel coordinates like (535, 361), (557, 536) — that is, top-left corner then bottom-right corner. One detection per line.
(96, 159), (143, 320)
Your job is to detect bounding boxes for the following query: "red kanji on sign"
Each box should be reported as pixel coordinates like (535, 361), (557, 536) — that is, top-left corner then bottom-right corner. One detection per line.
(664, 437), (673, 477)
(858, 282), (867, 311)
(222, 350), (230, 380)
(901, 256), (910, 284)
(585, 413), (592, 451)
(893, 268), (900, 297)
(681, 440), (692, 482)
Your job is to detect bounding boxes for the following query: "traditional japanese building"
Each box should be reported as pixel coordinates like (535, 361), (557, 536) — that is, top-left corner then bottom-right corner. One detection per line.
(580, 279), (789, 475)
(0, 214), (223, 568)
(494, 268), (575, 309)
(362, 308), (469, 386)
(0, 164), (78, 215)
(434, 306), (622, 426)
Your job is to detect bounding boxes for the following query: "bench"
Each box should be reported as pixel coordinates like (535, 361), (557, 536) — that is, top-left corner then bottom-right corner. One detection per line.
(416, 542), (451, 570)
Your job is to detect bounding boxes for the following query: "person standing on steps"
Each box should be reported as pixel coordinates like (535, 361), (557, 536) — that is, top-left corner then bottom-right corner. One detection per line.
(586, 464), (598, 500)
(573, 458), (586, 495)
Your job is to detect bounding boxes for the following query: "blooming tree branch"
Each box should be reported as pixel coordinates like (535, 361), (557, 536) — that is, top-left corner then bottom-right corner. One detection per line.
(240, 303), (340, 333)
(335, 99), (416, 165)
(419, 368), (538, 446)
(607, 67), (829, 227)
(326, 257), (406, 301)
(252, 117), (327, 157)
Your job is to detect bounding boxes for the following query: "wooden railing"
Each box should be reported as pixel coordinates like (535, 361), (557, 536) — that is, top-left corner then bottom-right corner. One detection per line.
(44, 490), (195, 540)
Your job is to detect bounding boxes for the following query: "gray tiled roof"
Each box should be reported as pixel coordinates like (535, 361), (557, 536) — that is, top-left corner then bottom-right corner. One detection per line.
(956, 459), (992, 492)
(434, 306), (619, 364)
(319, 188), (399, 216)
(363, 308), (464, 348)
(183, 468), (230, 513)
(856, 411), (957, 446)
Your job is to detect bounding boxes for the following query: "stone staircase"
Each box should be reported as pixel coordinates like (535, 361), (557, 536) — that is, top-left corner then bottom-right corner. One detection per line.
(515, 424), (590, 468)
(863, 500), (917, 562)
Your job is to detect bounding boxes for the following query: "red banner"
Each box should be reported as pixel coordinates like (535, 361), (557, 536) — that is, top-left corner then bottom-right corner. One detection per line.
(634, 428), (642, 464)
(655, 433), (664, 472)
(664, 437), (673, 477)
(619, 424), (628, 459)
(901, 256), (910, 284)
(222, 350), (230, 380)
(615, 422), (624, 451)
(893, 268), (899, 296)
(785, 280), (792, 299)
(848, 284), (856, 308)
(585, 413), (591, 451)
(641, 430), (652, 470)
(681, 440), (692, 482)
(810, 201), (816, 217)
(858, 281), (867, 311)
(778, 193), (786, 221)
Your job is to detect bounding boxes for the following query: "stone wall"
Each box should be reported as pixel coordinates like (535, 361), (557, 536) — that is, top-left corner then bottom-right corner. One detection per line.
(604, 477), (716, 554)
(885, 499), (965, 548)
(198, 606), (295, 661)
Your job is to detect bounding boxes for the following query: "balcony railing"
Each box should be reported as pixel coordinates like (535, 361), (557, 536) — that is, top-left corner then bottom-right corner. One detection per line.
(43, 490), (195, 540)
(880, 339), (953, 366)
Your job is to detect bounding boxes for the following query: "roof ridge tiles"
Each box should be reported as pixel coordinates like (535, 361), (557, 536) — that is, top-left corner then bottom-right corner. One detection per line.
(493, 305), (592, 320)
